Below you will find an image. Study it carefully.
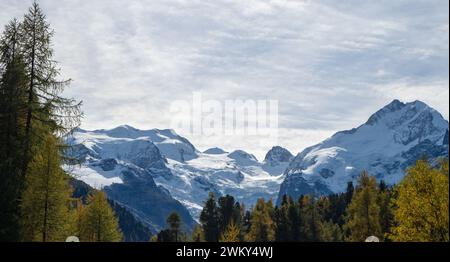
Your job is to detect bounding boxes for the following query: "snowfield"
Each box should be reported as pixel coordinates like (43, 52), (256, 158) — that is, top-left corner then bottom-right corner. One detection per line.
(159, 151), (287, 219)
(278, 100), (449, 203)
(65, 125), (292, 220)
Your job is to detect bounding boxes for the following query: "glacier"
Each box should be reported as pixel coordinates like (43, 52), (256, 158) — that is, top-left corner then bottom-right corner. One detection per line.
(277, 99), (449, 204)
(66, 125), (292, 221)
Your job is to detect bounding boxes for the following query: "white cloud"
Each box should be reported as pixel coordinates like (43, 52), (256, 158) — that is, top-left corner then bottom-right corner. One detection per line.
(0, 0), (448, 158)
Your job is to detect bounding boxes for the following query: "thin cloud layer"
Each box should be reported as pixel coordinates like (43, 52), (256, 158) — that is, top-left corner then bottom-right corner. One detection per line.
(0, 0), (448, 158)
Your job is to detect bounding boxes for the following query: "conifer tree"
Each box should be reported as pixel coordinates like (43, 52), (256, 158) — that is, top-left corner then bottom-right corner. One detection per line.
(287, 196), (301, 241)
(245, 199), (275, 242)
(166, 212), (181, 242)
(199, 192), (220, 242)
(274, 207), (289, 241)
(344, 171), (382, 242)
(345, 181), (354, 205)
(319, 220), (343, 242)
(300, 195), (321, 241)
(1, 2), (82, 242)
(274, 195), (291, 241)
(220, 221), (240, 242)
(19, 1), (82, 180)
(232, 202), (243, 227)
(191, 225), (204, 242)
(218, 194), (235, 234)
(241, 210), (252, 240)
(0, 19), (28, 241)
(78, 191), (122, 242)
(20, 134), (72, 242)
(378, 182), (393, 240)
(390, 160), (449, 242)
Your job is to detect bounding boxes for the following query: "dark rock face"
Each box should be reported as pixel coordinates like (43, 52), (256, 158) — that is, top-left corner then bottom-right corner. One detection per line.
(104, 169), (196, 233)
(96, 158), (118, 171)
(264, 146), (294, 166)
(443, 129), (449, 145)
(401, 139), (449, 168)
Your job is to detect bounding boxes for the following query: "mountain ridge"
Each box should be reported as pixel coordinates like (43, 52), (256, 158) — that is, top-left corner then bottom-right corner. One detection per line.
(277, 99), (449, 204)
(66, 99), (448, 225)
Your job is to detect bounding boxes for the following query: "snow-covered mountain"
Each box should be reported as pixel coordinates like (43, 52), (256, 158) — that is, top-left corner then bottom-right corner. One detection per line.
(277, 100), (449, 204)
(65, 126), (196, 231)
(158, 148), (290, 219)
(264, 146), (294, 167)
(65, 99), (448, 223)
(66, 125), (292, 221)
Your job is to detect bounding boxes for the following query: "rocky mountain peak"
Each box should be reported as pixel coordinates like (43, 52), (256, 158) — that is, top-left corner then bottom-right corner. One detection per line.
(264, 146), (293, 166)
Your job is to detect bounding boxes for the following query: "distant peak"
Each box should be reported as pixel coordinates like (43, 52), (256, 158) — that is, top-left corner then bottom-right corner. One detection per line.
(204, 147), (227, 154)
(264, 146), (293, 164)
(228, 150), (258, 162)
(385, 99), (405, 111)
(366, 99), (430, 125)
(112, 124), (138, 131)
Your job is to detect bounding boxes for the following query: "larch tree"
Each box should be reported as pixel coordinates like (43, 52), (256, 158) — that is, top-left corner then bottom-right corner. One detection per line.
(78, 191), (122, 242)
(191, 225), (204, 242)
(19, 1), (82, 180)
(220, 221), (240, 242)
(20, 134), (72, 242)
(245, 199), (275, 242)
(344, 171), (382, 242)
(0, 2), (83, 242)
(390, 160), (449, 242)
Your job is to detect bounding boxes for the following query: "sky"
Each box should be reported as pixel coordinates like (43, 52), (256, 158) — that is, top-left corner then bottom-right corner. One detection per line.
(0, 0), (448, 159)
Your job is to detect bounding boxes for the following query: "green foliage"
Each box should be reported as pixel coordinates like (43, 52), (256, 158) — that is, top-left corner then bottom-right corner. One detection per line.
(199, 192), (220, 242)
(274, 195), (300, 241)
(300, 195), (322, 241)
(0, 19), (28, 241)
(344, 171), (382, 242)
(220, 221), (240, 242)
(167, 212), (182, 242)
(390, 160), (449, 242)
(378, 182), (394, 240)
(19, 135), (72, 242)
(191, 225), (204, 242)
(218, 194), (236, 233)
(78, 191), (122, 242)
(319, 220), (343, 242)
(0, 2), (84, 242)
(245, 199), (275, 242)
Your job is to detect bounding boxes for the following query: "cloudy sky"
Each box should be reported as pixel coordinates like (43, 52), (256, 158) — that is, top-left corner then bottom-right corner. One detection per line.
(1, 0), (448, 159)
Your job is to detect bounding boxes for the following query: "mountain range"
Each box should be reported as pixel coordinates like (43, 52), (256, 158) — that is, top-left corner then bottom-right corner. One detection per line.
(65, 99), (449, 232)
